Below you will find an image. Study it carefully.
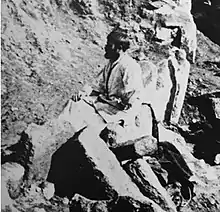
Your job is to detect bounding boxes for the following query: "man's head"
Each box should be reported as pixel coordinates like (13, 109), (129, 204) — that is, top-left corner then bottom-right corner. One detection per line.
(104, 28), (130, 60)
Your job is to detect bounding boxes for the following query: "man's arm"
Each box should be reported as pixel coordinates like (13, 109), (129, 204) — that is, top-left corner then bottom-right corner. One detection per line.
(72, 67), (106, 101)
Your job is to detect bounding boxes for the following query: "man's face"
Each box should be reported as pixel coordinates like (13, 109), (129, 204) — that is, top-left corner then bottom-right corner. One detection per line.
(104, 38), (120, 60)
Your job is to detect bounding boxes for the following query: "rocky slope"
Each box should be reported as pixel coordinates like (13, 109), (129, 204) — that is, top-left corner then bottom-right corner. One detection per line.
(1, 0), (220, 211)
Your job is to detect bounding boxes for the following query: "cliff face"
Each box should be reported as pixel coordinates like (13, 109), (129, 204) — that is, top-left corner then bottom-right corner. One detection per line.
(1, 0), (220, 212)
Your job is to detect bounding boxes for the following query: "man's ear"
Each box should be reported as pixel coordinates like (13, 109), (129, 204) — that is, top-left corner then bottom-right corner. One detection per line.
(114, 44), (122, 52)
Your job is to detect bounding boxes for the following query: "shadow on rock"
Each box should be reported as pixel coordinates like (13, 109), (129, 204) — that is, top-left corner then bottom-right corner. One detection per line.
(47, 127), (112, 200)
(180, 92), (220, 165)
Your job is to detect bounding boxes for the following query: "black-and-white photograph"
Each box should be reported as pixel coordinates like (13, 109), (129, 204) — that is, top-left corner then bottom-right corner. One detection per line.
(1, 0), (220, 211)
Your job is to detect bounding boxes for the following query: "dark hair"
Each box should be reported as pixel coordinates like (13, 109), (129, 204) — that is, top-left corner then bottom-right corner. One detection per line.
(107, 28), (130, 52)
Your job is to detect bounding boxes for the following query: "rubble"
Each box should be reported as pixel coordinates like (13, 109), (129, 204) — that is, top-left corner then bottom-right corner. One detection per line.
(124, 159), (177, 212)
(107, 135), (158, 161)
(42, 182), (55, 200)
(47, 126), (165, 211)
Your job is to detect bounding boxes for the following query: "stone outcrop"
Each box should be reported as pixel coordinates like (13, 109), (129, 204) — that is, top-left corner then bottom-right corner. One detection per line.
(139, 60), (158, 104)
(149, 48), (190, 125)
(124, 47), (191, 127)
(107, 135), (158, 161)
(70, 193), (167, 212)
(137, 0), (197, 62)
(1, 163), (25, 211)
(1, 181), (19, 212)
(123, 159), (177, 212)
(47, 126), (165, 211)
(70, 194), (109, 212)
(1, 119), (74, 183)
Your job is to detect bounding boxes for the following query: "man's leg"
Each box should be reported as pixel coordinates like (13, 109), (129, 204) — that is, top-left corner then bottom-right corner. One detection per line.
(59, 99), (106, 133)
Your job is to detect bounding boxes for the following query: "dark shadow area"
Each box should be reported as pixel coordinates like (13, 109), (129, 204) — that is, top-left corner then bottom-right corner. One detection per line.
(1, 131), (34, 179)
(46, 128), (115, 200)
(192, 1), (220, 46)
(179, 92), (220, 165)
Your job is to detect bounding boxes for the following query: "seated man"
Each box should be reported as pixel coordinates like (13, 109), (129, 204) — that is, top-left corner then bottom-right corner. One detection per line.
(60, 28), (152, 142)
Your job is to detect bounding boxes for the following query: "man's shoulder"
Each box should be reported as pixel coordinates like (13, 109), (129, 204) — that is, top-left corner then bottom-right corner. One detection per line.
(121, 53), (138, 64)
(120, 53), (141, 69)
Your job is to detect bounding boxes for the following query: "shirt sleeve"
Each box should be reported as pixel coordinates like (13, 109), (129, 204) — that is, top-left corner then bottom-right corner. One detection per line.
(91, 67), (106, 94)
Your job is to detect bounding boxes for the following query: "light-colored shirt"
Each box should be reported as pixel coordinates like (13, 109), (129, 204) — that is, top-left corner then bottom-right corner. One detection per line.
(93, 52), (145, 117)
(60, 53), (152, 142)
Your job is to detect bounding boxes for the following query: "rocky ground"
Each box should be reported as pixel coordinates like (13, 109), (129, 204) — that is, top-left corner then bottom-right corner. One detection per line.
(1, 0), (220, 211)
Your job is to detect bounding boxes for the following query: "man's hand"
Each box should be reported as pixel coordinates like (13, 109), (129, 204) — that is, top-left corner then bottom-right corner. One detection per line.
(71, 91), (84, 102)
(71, 85), (93, 102)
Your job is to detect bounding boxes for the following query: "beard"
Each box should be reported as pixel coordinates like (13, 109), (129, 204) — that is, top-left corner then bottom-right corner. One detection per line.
(104, 49), (120, 60)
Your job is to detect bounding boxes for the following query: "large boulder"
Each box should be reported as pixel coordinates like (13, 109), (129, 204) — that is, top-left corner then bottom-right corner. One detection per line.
(1, 163), (24, 211)
(152, 58), (173, 123)
(70, 193), (166, 212)
(139, 60), (158, 104)
(105, 135), (158, 161)
(1, 119), (74, 184)
(123, 159), (177, 212)
(137, 0), (197, 62)
(158, 123), (219, 182)
(167, 48), (190, 124)
(70, 194), (109, 212)
(151, 48), (190, 124)
(1, 180), (19, 212)
(47, 126), (165, 211)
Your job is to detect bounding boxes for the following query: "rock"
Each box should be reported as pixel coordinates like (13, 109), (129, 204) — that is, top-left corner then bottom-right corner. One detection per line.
(186, 92), (220, 123)
(70, 193), (165, 212)
(63, 197), (70, 205)
(47, 126), (165, 211)
(144, 156), (169, 186)
(210, 96), (220, 119)
(155, 27), (175, 45)
(138, 0), (197, 61)
(180, 92), (220, 164)
(70, 194), (109, 212)
(42, 182), (55, 200)
(2, 162), (25, 182)
(1, 162), (25, 199)
(97, 103), (153, 143)
(139, 60), (158, 104)
(157, 6), (197, 62)
(158, 123), (194, 161)
(123, 159), (177, 212)
(105, 135), (158, 161)
(112, 195), (161, 212)
(178, 0), (192, 11)
(158, 123), (219, 182)
(214, 154), (220, 165)
(1, 180), (15, 212)
(33, 208), (46, 212)
(168, 48), (190, 124)
(152, 48), (190, 124)
(69, 0), (99, 16)
(152, 58), (172, 123)
(1, 119), (74, 184)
